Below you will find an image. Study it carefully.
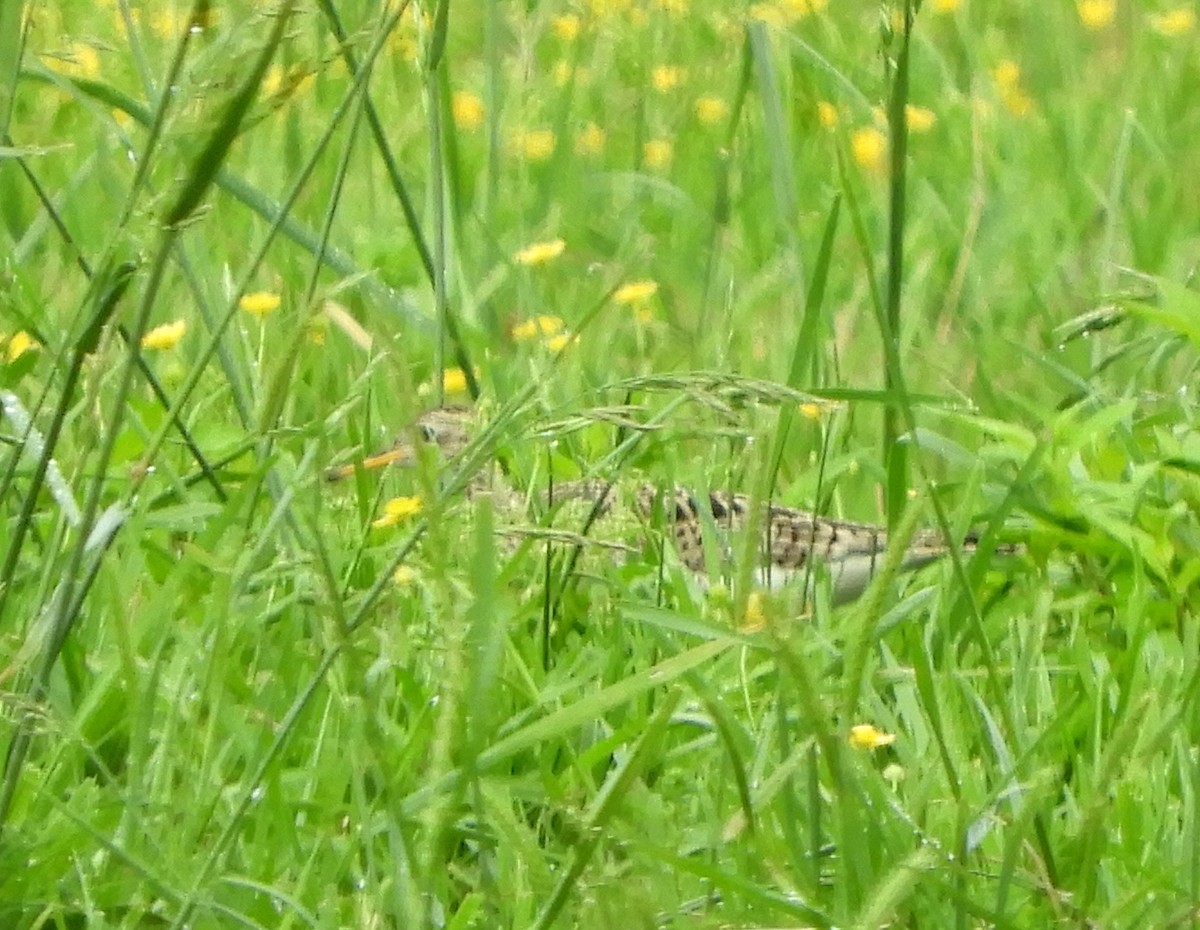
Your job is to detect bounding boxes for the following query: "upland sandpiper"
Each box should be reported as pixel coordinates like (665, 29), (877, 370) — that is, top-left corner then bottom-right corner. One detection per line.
(329, 406), (1018, 604)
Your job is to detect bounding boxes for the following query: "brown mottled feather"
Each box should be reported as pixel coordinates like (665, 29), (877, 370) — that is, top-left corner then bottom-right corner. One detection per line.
(330, 407), (1019, 599)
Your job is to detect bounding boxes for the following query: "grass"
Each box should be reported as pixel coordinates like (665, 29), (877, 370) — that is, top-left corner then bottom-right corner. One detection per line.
(2, 0), (1200, 927)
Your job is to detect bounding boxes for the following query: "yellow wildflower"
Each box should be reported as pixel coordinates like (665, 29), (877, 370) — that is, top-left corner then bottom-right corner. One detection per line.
(452, 91), (485, 131)
(575, 122), (606, 155)
(512, 315), (565, 341)
(816, 101), (839, 129)
(141, 320), (187, 351)
(372, 496), (424, 529)
(993, 60), (1021, 90)
(651, 65), (684, 92)
(7, 331), (39, 361)
(644, 139), (673, 168)
(993, 60), (1032, 116)
(44, 42), (101, 79)
(799, 402), (823, 420)
(1002, 91), (1033, 117)
(613, 280), (659, 305)
(929, 0), (960, 11)
(546, 331), (575, 353)
(551, 14), (582, 40)
(519, 129), (557, 162)
(850, 127), (887, 172)
(1077, 0), (1115, 29)
(748, 3), (788, 26)
(1150, 8), (1195, 35)
(694, 95), (728, 125)
(514, 238), (566, 266)
(148, 9), (186, 38)
(442, 367), (472, 394)
(992, 61), (1033, 116)
(905, 105), (936, 133)
(849, 724), (896, 750)
(393, 565), (418, 588)
(240, 292), (281, 316)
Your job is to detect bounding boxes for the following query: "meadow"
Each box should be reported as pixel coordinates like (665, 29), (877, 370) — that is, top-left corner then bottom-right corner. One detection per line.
(2, 0), (1200, 927)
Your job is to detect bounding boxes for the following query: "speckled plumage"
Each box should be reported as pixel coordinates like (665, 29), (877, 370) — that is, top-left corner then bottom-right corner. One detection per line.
(330, 407), (1016, 601)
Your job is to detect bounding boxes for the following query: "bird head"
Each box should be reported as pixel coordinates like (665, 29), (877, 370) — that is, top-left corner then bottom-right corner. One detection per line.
(327, 405), (474, 481)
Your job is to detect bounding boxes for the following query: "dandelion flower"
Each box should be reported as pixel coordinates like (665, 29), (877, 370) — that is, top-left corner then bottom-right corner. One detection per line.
(694, 95), (728, 125)
(905, 105), (936, 133)
(552, 61), (574, 86)
(240, 292), (281, 316)
(643, 139), (672, 169)
(442, 367), (471, 394)
(141, 320), (187, 351)
(1077, 0), (1115, 29)
(514, 239), (566, 266)
(546, 331), (574, 353)
(749, 3), (788, 26)
(452, 91), (485, 131)
(850, 127), (887, 172)
(519, 129), (557, 162)
(816, 100), (839, 129)
(651, 65), (684, 92)
(393, 565), (418, 587)
(1150, 8), (1195, 35)
(552, 14), (582, 40)
(1002, 91), (1033, 117)
(575, 122), (606, 155)
(373, 496), (424, 529)
(613, 280), (659, 305)
(993, 60), (1022, 90)
(849, 724), (896, 750)
(7, 331), (39, 361)
(993, 63), (1033, 116)
(512, 315), (565, 341)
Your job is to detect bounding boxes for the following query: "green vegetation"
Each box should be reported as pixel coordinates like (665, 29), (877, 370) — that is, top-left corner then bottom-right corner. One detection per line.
(2, 0), (1200, 926)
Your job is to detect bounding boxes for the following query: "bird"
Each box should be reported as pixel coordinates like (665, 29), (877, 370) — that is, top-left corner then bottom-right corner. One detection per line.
(327, 406), (1018, 604)
(325, 405), (473, 482)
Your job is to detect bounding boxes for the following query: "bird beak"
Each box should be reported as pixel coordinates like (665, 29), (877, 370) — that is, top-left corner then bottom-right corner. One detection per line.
(325, 444), (416, 482)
